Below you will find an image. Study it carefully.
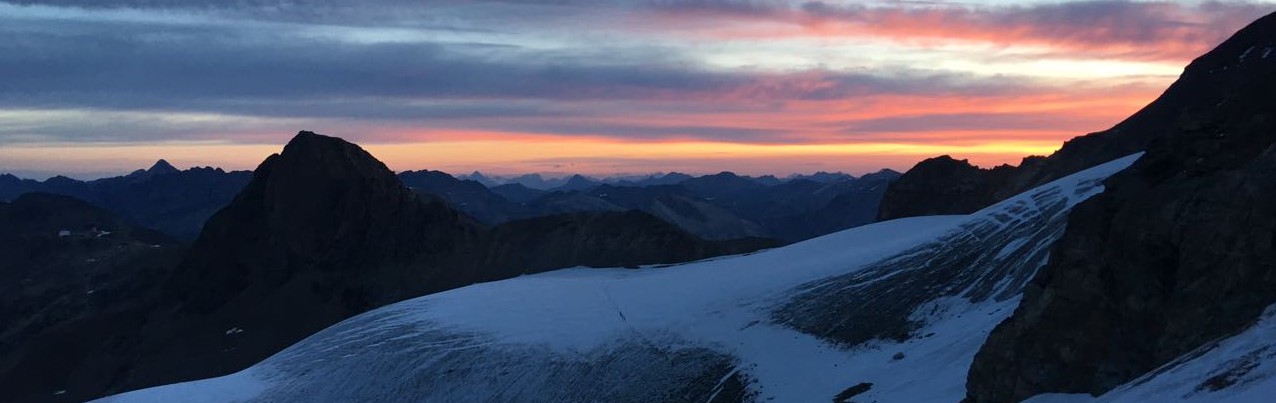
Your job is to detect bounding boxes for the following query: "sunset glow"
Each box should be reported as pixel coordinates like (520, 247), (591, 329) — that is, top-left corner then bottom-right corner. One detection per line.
(1, 0), (1272, 178)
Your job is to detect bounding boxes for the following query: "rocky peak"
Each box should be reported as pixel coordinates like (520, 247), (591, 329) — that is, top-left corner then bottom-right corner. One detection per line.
(550, 174), (595, 191)
(147, 159), (179, 175)
(876, 156), (1014, 220)
(199, 130), (459, 266)
(878, 13), (1276, 222)
(965, 11), (1276, 403)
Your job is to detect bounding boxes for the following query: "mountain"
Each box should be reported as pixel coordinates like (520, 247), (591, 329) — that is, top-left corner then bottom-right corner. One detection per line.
(398, 169), (532, 224)
(456, 171), (498, 187)
(490, 183), (548, 204)
(587, 185), (769, 241)
(97, 149), (1143, 403)
(756, 171), (900, 241)
(679, 171), (767, 202)
(0, 131), (774, 403)
(480, 210), (777, 277)
(965, 12), (1276, 403)
(788, 171), (854, 183)
(505, 173), (569, 190)
(0, 162), (252, 240)
(125, 159), (179, 179)
(617, 172), (693, 187)
(515, 170), (901, 243)
(877, 157), (1017, 220)
(877, 17), (1276, 221)
(553, 174), (601, 192)
(751, 174), (783, 186)
(0, 194), (184, 402)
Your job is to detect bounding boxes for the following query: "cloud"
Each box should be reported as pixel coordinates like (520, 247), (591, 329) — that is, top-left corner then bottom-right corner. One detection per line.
(643, 0), (1274, 61)
(0, 12), (1033, 114)
(0, 0), (1215, 171)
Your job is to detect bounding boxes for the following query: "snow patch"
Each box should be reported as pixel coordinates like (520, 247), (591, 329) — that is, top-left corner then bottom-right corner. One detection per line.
(1239, 45), (1255, 61)
(1025, 305), (1276, 403)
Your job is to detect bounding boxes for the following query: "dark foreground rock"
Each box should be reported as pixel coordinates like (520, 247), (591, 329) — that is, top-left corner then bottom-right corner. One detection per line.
(877, 11), (1276, 221)
(966, 11), (1276, 403)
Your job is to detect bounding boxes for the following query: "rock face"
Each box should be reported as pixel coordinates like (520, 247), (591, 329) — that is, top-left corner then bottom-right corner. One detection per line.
(114, 131), (490, 392)
(876, 157), (1016, 219)
(877, 18), (1276, 222)
(0, 194), (183, 403)
(0, 131), (774, 403)
(966, 12), (1276, 403)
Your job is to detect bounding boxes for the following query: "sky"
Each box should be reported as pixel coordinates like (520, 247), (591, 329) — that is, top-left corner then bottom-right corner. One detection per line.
(1, 0), (1273, 179)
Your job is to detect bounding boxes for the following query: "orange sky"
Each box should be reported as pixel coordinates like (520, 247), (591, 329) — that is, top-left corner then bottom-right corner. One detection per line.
(1, 1), (1269, 179)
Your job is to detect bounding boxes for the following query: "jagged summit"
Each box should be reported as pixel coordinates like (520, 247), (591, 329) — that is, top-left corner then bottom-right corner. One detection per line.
(147, 159), (178, 174)
(557, 174), (598, 191)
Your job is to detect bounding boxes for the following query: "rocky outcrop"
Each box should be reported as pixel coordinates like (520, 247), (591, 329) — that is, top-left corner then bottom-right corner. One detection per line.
(875, 156), (1015, 219)
(966, 11), (1276, 403)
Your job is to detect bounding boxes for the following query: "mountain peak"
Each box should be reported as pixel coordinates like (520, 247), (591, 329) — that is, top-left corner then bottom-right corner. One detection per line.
(148, 159), (179, 174)
(271, 130), (397, 183)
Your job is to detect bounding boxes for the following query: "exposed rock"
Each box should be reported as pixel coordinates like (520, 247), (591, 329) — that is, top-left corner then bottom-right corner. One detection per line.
(966, 11), (1276, 403)
(0, 194), (183, 403)
(834, 382), (873, 403)
(877, 15), (1276, 221)
(876, 156), (1016, 220)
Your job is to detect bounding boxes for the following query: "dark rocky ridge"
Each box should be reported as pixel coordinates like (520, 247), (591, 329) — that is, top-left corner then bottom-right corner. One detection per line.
(876, 156), (1016, 219)
(966, 12), (1276, 403)
(877, 13), (1276, 221)
(0, 131), (775, 403)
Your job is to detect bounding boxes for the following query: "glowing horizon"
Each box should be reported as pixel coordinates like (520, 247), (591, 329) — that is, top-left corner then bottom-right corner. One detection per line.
(1, 0), (1272, 180)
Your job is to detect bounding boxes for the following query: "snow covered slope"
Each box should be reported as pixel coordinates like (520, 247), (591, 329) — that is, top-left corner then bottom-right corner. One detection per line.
(1025, 304), (1276, 403)
(97, 154), (1141, 403)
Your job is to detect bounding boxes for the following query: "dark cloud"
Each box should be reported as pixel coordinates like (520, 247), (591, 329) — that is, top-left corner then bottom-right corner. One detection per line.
(0, 14), (1025, 115)
(842, 112), (1105, 134)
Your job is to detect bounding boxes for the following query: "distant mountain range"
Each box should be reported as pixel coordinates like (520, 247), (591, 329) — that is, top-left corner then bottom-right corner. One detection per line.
(455, 170), (859, 191)
(0, 161), (251, 240)
(2, 160), (894, 245)
(403, 167), (899, 243)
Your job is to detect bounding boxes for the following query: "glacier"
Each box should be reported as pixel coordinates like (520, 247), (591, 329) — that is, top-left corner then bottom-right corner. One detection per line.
(99, 153), (1145, 403)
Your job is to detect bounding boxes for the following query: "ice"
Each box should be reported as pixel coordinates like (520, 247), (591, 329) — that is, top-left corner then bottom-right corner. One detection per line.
(98, 154), (1145, 403)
